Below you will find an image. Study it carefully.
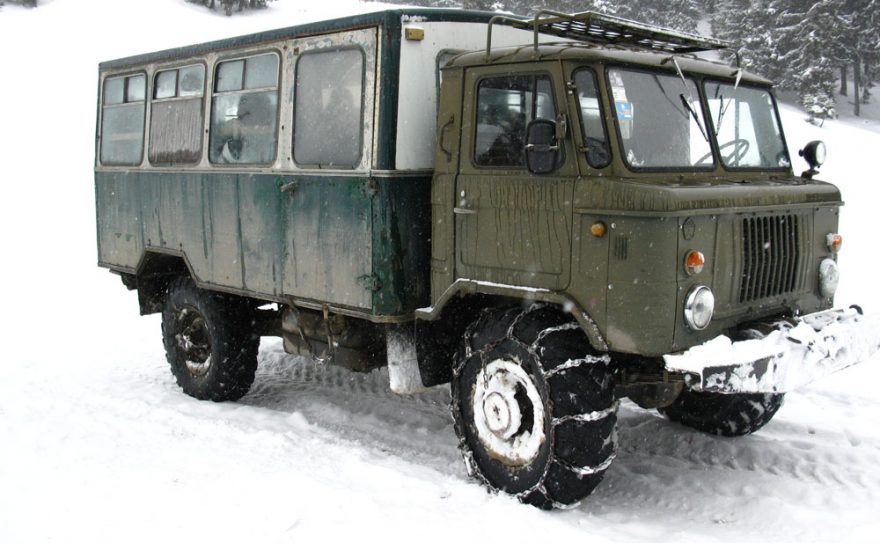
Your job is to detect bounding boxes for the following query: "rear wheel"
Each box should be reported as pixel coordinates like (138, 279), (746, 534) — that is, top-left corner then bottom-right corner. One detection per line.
(451, 305), (617, 509)
(161, 277), (259, 401)
(659, 390), (784, 436)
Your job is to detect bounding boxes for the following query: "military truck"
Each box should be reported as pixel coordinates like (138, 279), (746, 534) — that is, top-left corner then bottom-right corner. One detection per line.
(95, 9), (880, 509)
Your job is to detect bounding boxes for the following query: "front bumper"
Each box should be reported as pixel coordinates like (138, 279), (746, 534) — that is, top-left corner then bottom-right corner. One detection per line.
(663, 307), (880, 394)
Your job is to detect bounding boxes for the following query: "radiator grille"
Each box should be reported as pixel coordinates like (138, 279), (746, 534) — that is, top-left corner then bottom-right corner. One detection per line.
(739, 215), (801, 302)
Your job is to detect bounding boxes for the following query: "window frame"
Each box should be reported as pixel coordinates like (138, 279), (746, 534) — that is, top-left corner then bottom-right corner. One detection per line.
(291, 45), (367, 170)
(99, 71), (148, 167)
(208, 50), (282, 167)
(149, 62), (207, 167)
(571, 66), (612, 170)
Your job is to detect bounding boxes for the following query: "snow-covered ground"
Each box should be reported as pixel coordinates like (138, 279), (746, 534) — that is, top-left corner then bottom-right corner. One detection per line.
(1, 1), (879, 541)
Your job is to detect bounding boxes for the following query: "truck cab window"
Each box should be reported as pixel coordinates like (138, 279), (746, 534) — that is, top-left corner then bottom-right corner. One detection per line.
(474, 75), (555, 167)
(704, 82), (789, 169)
(150, 64), (205, 165)
(100, 74), (146, 166)
(573, 68), (611, 168)
(209, 53), (279, 165)
(609, 68), (712, 169)
(293, 48), (365, 168)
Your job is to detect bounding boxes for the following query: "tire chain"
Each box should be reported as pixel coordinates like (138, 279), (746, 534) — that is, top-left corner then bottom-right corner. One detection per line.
(450, 304), (618, 509)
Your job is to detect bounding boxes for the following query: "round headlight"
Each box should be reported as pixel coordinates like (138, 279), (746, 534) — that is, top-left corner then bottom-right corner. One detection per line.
(799, 140), (826, 169)
(684, 285), (715, 330)
(819, 258), (839, 298)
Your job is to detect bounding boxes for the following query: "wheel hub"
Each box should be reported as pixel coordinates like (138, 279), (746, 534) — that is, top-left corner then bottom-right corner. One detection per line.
(175, 307), (213, 377)
(482, 391), (520, 439)
(471, 359), (545, 466)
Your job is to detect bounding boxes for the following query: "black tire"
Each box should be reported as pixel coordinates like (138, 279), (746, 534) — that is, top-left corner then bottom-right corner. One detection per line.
(161, 277), (259, 402)
(451, 305), (617, 509)
(659, 390), (784, 437)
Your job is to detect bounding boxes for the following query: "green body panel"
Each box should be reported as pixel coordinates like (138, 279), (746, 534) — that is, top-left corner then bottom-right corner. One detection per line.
(96, 171), (431, 318)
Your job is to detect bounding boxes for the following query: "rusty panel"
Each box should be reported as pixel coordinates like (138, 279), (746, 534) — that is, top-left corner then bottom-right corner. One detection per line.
(281, 175), (372, 309)
(201, 174), (244, 288)
(95, 173), (144, 270)
(238, 175), (284, 296)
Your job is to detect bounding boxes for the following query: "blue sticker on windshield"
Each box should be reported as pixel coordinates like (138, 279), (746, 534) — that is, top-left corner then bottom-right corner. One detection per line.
(616, 101), (633, 120)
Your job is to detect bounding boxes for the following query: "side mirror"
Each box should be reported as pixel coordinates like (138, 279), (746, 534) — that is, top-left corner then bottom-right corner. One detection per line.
(799, 140), (826, 179)
(525, 119), (560, 175)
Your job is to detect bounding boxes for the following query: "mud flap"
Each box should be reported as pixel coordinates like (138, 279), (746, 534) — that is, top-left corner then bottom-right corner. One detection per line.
(663, 307), (880, 394)
(387, 325), (428, 394)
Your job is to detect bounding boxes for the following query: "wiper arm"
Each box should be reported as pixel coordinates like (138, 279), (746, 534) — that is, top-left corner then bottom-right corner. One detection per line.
(669, 55), (709, 142)
(680, 93), (709, 142)
(714, 94), (734, 136)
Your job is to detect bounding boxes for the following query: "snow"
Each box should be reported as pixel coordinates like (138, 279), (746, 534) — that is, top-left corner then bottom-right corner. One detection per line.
(1, 1), (880, 542)
(664, 309), (880, 393)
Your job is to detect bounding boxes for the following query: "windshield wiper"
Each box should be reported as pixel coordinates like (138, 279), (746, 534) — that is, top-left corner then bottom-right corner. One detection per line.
(679, 93), (709, 142)
(714, 93), (734, 136)
(713, 68), (742, 135)
(668, 56), (709, 142)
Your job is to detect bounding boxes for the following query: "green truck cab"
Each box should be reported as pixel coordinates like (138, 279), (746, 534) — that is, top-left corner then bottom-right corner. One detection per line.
(95, 9), (879, 509)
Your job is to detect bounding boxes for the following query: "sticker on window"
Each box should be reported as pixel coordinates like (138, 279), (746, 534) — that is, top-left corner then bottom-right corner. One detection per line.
(616, 101), (634, 121)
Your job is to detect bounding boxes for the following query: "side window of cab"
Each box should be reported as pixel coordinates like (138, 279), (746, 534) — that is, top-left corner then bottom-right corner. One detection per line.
(474, 75), (556, 168)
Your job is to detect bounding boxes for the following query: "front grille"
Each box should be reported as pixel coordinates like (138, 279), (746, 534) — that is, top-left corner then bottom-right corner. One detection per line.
(739, 215), (802, 302)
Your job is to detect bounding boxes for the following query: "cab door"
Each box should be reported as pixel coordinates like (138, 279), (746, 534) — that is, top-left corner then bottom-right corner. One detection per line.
(454, 66), (576, 290)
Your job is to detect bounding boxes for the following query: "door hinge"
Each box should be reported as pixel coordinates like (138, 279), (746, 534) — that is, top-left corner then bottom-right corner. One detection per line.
(357, 274), (382, 292)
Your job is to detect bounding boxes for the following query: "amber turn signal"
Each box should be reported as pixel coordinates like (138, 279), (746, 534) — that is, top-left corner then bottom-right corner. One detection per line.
(684, 250), (705, 275)
(591, 221), (606, 238)
(826, 233), (843, 253)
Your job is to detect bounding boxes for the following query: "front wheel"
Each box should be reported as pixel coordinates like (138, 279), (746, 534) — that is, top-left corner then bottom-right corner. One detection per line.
(451, 305), (617, 509)
(161, 277), (259, 402)
(659, 390), (784, 436)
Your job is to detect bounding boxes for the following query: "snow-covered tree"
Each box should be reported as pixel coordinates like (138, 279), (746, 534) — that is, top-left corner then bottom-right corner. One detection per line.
(186, 0), (274, 16)
(776, 1), (848, 120)
(841, 0), (880, 116)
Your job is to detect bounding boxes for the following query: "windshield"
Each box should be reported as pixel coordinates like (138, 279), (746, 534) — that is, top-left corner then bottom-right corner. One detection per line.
(704, 82), (790, 169)
(609, 68), (713, 169)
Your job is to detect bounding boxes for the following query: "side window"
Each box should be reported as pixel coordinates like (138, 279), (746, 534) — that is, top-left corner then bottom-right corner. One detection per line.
(150, 64), (205, 165)
(294, 48), (365, 168)
(573, 69), (611, 168)
(474, 75), (556, 167)
(209, 53), (279, 165)
(100, 74), (146, 165)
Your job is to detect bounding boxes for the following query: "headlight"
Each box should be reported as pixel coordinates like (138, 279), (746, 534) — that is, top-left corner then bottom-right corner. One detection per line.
(819, 258), (839, 298)
(684, 285), (715, 330)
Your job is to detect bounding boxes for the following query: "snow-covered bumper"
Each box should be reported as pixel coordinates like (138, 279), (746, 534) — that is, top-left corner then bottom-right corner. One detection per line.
(663, 307), (880, 394)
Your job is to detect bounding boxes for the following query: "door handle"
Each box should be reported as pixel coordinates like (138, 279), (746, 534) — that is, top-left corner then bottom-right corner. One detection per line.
(279, 181), (297, 194)
(453, 207), (477, 215)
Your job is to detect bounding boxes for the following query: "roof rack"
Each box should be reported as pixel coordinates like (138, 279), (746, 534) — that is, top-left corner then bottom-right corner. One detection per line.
(486, 10), (732, 59)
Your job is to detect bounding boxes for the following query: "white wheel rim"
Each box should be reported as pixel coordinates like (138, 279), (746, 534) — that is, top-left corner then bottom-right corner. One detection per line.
(471, 358), (545, 466)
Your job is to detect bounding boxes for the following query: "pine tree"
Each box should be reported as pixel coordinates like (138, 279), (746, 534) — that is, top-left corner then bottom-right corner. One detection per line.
(842, 0), (880, 115)
(777, 1), (848, 120)
(186, 0), (273, 16)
